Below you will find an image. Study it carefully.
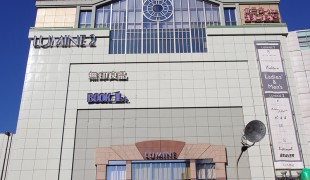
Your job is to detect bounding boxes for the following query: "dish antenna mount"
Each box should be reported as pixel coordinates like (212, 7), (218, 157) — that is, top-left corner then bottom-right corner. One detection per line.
(243, 120), (266, 145)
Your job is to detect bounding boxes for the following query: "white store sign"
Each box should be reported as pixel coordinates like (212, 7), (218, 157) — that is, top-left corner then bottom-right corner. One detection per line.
(255, 41), (304, 169)
(32, 34), (96, 48)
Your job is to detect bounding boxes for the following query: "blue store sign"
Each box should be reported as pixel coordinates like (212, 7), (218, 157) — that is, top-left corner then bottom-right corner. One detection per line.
(87, 91), (129, 104)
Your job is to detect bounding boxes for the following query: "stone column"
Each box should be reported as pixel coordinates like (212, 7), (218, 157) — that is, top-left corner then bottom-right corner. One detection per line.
(190, 160), (196, 180)
(96, 164), (106, 180)
(126, 161), (132, 180)
(215, 163), (226, 180)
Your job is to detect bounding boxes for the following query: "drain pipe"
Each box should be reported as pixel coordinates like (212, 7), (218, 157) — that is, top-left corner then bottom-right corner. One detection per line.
(0, 132), (11, 180)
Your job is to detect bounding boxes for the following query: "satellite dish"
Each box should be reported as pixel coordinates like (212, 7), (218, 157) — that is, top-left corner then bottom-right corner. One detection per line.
(244, 120), (266, 143)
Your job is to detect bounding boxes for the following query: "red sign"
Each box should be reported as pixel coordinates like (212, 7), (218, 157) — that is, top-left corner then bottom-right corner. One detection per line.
(244, 7), (280, 23)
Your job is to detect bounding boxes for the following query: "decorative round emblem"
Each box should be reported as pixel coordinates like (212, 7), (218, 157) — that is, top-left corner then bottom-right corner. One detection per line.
(143, 0), (173, 22)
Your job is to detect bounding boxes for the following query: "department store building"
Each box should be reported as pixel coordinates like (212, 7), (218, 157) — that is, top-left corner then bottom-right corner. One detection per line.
(0, 0), (309, 179)
(287, 29), (310, 155)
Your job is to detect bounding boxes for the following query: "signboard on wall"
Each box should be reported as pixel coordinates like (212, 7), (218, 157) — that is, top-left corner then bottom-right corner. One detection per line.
(33, 34), (96, 48)
(89, 71), (128, 82)
(135, 140), (185, 160)
(255, 41), (304, 169)
(87, 92), (129, 104)
(240, 4), (281, 24)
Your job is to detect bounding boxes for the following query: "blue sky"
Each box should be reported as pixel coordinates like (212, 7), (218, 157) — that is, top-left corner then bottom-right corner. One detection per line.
(0, 0), (309, 133)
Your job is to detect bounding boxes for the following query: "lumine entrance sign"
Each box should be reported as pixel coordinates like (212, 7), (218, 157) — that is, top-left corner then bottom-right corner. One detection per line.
(144, 152), (178, 160)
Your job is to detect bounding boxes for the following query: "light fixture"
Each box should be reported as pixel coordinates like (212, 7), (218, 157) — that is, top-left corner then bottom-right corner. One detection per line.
(236, 120), (266, 180)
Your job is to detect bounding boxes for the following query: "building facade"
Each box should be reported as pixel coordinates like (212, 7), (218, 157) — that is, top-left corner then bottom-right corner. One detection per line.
(287, 30), (310, 150)
(1, 0), (309, 180)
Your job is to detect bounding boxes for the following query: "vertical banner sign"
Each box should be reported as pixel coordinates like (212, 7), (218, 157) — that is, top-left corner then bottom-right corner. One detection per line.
(255, 41), (304, 169)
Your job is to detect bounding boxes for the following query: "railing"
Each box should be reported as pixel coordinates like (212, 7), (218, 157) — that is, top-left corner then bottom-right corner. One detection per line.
(106, 22), (210, 54)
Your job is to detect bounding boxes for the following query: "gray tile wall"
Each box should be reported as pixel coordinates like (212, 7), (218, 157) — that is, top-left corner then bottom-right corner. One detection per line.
(287, 31), (310, 168)
(73, 108), (249, 180)
(6, 26), (308, 180)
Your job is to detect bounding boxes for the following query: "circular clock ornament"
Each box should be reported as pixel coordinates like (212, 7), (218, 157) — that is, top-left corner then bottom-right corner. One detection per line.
(143, 0), (174, 22)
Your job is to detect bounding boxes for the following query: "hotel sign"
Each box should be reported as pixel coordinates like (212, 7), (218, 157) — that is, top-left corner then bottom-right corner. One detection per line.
(255, 41), (303, 169)
(33, 34), (96, 48)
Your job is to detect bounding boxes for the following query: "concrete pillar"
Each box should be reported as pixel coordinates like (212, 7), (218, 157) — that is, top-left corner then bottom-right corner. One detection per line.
(215, 163), (226, 180)
(126, 161), (132, 180)
(190, 160), (196, 180)
(96, 164), (106, 180)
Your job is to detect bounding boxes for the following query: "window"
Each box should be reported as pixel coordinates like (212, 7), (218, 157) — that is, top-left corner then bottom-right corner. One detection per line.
(224, 8), (236, 26)
(95, 4), (111, 28)
(107, 161), (126, 180)
(79, 10), (92, 28)
(131, 160), (191, 180)
(297, 31), (310, 50)
(95, 0), (221, 54)
(196, 160), (216, 180)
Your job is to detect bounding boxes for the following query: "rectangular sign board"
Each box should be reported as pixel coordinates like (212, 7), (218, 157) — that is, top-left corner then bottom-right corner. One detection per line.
(255, 41), (304, 169)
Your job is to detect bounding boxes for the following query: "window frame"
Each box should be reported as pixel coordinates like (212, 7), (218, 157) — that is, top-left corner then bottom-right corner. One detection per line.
(224, 7), (237, 26)
(131, 160), (191, 180)
(297, 31), (310, 50)
(196, 159), (216, 180)
(95, 0), (219, 54)
(78, 9), (93, 28)
(78, 1), (226, 54)
(106, 161), (127, 180)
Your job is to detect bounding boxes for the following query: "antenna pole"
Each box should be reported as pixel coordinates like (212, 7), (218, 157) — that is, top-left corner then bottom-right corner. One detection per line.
(1, 132), (11, 180)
